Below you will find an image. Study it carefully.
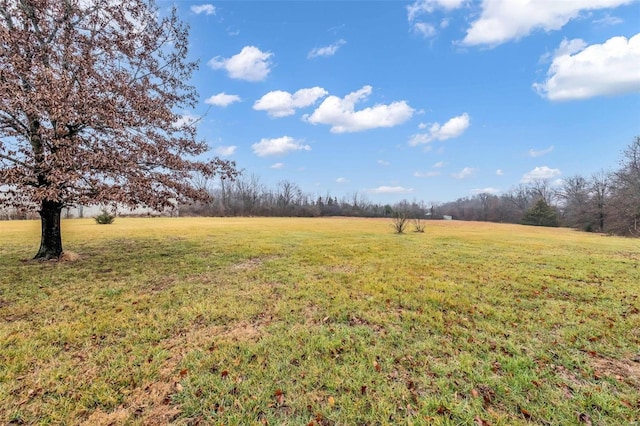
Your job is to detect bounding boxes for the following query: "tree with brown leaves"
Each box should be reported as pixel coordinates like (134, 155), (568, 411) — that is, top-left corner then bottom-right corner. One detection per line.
(0, 0), (237, 259)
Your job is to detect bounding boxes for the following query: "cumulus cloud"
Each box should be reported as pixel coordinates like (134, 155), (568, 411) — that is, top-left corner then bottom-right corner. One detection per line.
(308, 39), (346, 58)
(253, 87), (328, 118)
(369, 186), (414, 194)
(462, 0), (633, 47)
(451, 167), (477, 179)
(534, 34), (640, 101)
(270, 162), (284, 169)
(208, 46), (273, 82)
(521, 166), (562, 183)
(214, 145), (236, 156)
(433, 161), (447, 168)
(304, 86), (414, 133)
(528, 145), (554, 157)
(409, 113), (470, 146)
(205, 93), (241, 107)
(496, 169), (504, 176)
(336, 177), (348, 183)
(251, 136), (311, 157)
(414, 170), (441, 177)
(191, 4), (216, 15)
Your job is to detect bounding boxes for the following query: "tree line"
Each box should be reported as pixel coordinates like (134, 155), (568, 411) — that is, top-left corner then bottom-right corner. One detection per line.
(437, 137), (639, 237)
(181, 137), (640, 237)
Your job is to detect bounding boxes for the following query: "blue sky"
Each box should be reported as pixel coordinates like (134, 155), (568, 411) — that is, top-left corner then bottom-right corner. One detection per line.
(165, 0), (639, 204)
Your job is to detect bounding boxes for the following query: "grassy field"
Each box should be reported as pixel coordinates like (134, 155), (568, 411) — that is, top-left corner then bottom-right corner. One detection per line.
(1, 217), (639, 425)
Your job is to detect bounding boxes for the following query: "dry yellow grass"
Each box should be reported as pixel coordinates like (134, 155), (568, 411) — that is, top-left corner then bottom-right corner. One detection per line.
(1, 217), (639, 425)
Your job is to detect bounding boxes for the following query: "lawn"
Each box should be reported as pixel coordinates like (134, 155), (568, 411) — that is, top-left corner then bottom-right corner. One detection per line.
(1, 217), (639, 425)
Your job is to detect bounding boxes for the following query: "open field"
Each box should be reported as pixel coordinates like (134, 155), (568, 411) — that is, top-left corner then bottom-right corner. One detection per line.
(1, 217), (639, 425)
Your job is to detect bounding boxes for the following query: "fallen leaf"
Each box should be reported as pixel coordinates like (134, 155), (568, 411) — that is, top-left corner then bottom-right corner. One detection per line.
(471, 389), (480, 398)
(328, 396), (335, 407)
(274, 389), (285, 405)
(474, 416), (491, 426)
(373, 360), (381, 372)
(578, 412), (593, 425)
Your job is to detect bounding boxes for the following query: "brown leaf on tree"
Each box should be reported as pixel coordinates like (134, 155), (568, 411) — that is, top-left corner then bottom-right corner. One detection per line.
(0, 0), (238, 260)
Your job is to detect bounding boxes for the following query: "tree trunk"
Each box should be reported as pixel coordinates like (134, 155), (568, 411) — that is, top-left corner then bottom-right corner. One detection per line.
(34, 200), (64, 260)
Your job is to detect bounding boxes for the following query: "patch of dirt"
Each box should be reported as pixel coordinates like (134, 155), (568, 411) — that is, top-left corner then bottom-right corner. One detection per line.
(591, 355), (640, 390)
(230, 255), (278, 271)
(219, 320), (265, 342)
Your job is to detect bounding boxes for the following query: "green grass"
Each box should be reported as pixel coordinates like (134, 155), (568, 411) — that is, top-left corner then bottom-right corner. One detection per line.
(1, 217), (639, 425)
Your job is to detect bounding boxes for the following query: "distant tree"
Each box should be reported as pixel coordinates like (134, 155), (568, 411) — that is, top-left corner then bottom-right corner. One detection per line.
(589, 170), (610, 233)
(521, 199), (559, 227)
(608, 137), (640, 236)
(559, 175), (591, 230)
(0, 0), (237, 259)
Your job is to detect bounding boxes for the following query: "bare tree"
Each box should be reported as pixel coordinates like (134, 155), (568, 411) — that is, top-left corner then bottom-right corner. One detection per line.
(558, 175), (591, 229)
(0, 0), (237, 259)
(590, 170), (610, 233)
(608, 137), (640, 235)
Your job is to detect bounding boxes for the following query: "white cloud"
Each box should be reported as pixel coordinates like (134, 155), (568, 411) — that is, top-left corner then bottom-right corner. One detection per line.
(377, 160), (390, 166)
(528, 145), (554, 157)
(191, 4), (216, 15)
(593, 14), (623, 26)
(369, 186), (414, 194)
(304, 86), (414, 133)
(308, 39), (346, 58)
(433, 161), (447, 168)
(214, 145), (236, 157)
(407, 0), (465, 38)
(418, 122), (428, 129)
(451, 167), (477, 179)
(270, 162), (284, 169)
(205, 93), (241, 107)
(208, 46), (273, 82)
(534, 34), (640, 101)
(414, 170), (441, 177)
(521, 166), (562, 183)
(413, 22), (437, 38)
(496, 169), (504, 176)
(409, 113), (470, 146)
(336, 177), (348, 183)
(407, 0), (466, 22)
(462, 0), (633, 47)
(253, 87), (328, 118)
(251, 136), (311, 157)
(172, 113), (199, 129)
(471, 187), (500, 195)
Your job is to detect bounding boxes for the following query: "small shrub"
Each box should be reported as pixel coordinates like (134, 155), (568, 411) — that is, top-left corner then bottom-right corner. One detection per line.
(391, 211), (408, 234)
(412, 218), (425, 233)
(95, 209), (115, 225)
